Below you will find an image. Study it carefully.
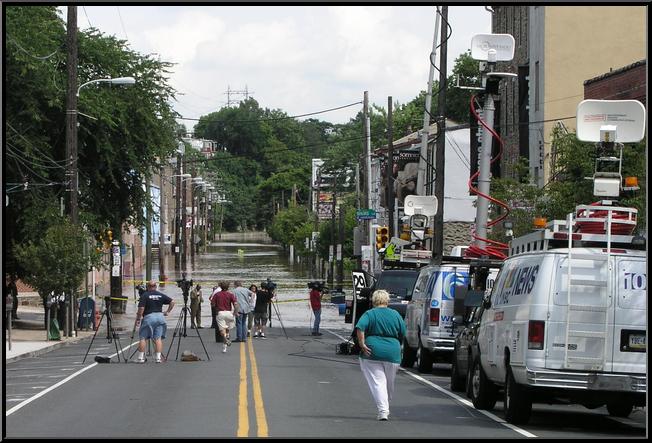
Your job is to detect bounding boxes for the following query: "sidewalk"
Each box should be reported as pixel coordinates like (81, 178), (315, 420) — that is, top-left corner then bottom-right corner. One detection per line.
(4, 306), (100, 363)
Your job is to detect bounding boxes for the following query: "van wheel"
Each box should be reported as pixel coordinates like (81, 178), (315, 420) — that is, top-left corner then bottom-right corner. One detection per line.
(401, 338), (416, 368)
(606, 401), (634, 418)
(469, 357), (497, 410)
(417, 339), (433, 373)
(450, 350), (465, 392)
(504, 367), (532, 424)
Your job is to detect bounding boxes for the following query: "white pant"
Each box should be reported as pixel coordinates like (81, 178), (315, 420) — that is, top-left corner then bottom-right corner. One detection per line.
(359, 358), (399, 415)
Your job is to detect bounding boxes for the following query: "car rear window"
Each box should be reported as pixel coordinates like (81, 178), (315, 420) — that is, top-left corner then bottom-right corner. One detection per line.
(377, 273), (418, 298)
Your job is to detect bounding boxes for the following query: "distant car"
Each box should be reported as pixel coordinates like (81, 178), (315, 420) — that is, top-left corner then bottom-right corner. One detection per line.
(450, 290), (486, 392)
(372, 269), (420, 318)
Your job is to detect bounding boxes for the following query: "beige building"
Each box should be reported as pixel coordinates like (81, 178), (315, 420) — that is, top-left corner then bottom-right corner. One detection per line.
(528, 6), (646, 186)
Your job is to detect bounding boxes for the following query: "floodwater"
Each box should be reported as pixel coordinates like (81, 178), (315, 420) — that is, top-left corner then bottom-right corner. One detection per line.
(117, 240), (352, 332)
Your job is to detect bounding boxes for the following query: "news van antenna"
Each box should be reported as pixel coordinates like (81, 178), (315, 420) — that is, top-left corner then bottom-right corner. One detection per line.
(576, 99), (646, 199)
(467, 34), (516, 259)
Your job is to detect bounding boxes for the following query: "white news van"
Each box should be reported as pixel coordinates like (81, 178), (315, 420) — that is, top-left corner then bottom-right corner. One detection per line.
(402, 260), (498, 373)
(469, 207), (646, 424)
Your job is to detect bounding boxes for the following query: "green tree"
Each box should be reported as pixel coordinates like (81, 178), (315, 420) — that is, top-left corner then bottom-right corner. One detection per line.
(5, 6), (178, 276)
(15, 218), (102, 328)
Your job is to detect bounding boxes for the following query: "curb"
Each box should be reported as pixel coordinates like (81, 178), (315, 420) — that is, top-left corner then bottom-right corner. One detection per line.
(5, 335), (92, 364)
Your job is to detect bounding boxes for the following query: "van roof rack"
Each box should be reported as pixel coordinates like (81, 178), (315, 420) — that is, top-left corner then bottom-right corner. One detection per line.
(509, 205), (643, 256)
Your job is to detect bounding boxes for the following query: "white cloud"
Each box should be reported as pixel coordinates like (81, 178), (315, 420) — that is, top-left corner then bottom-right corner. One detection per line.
(69, 5), (491, 125)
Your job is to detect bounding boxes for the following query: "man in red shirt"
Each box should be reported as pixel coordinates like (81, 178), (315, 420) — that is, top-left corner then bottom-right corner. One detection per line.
(309, 286), (322, 336)
(214, 281), (239, 353)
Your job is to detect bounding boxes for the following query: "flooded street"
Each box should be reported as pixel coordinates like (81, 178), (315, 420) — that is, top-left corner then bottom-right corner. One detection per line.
(116, 239), (353, 333)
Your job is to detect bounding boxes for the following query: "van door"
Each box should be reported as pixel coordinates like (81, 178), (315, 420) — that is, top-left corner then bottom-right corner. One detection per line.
(421, 270), (441, 337)
(407, 267), (434, 347)
(612, 257), (646, 374)
(554, 253), (611, 371)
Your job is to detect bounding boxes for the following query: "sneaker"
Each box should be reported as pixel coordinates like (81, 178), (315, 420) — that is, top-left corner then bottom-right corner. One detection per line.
(155, 357), (162, 363)
(137, 357), (146, 364)
(260, 333), (266, 339)
(253, 332), (259, 338)
(222, 345), (227, 353)
(377, 412), (389, 421)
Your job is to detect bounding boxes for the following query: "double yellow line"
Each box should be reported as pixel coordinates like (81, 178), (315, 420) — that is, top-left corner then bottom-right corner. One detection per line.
(237, 340), (269, 437)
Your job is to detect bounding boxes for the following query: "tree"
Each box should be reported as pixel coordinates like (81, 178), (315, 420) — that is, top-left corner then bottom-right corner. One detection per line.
(489, 128), (647, 239)
(5, 6), (179, 276)
(15, 218), (102, 329)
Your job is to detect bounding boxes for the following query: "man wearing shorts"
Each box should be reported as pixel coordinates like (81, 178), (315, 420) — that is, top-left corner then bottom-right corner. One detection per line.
(214, 281), (239, 353)
(135, 281), (175, 363)
(253, 285), (273, 338)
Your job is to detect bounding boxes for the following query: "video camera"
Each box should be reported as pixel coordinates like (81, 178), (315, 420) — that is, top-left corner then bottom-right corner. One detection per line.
(307, 281), (326, 292)
(177, 274), (193, 300)
(260, 278), (277, 292)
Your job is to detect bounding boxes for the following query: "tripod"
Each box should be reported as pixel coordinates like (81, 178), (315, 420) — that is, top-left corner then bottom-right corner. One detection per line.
(270, 299), (288, 339)
(82, 297), (127, 364)
(166, 299), (210, 361)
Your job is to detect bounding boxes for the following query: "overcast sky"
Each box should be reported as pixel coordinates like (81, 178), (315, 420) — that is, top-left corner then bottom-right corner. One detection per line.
(60, 5), (491, 129)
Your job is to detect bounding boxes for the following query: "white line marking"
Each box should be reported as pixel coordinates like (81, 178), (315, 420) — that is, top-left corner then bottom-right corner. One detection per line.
(400, 369), (537, 438)
(5, 342), (137, 417)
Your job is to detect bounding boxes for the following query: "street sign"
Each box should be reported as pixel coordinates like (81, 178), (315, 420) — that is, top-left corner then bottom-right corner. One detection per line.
(356, 209), (376, 220)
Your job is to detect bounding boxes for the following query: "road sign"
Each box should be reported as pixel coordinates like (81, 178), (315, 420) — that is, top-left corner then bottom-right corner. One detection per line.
(356, 209), (376, 220)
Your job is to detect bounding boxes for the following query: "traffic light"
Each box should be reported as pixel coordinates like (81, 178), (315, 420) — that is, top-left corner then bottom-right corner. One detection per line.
(376, 226), (389, 251)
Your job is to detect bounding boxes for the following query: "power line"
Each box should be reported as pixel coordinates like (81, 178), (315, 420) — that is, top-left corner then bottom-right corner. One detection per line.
(6, 34), (59, 60)
(175, 101), (363, 123)
(116, 6), (129, 41)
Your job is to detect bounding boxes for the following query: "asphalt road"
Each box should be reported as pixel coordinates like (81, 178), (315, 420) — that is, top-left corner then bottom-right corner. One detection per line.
(4, 325), (647, 438)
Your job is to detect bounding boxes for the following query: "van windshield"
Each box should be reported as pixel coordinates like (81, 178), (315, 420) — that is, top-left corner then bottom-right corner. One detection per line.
(377, 273), (418, 299)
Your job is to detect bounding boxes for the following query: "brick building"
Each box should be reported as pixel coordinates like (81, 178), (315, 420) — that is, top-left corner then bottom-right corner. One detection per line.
(583, 60), (646, 104)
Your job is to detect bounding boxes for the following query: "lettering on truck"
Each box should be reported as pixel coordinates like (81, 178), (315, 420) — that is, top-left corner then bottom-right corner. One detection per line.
(494, 264), (539, 306)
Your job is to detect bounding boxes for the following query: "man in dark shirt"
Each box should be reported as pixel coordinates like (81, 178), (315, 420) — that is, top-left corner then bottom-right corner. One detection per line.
(253, 287), (274, 339)
(135, 281), (175, 363)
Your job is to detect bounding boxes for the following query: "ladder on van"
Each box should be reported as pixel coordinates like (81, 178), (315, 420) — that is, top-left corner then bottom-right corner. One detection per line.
(563, 209), (613, 371)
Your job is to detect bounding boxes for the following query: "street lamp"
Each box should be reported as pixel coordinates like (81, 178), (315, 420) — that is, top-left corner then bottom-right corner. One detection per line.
(76, 76), (136, 97)
(68, 75), (136, 224)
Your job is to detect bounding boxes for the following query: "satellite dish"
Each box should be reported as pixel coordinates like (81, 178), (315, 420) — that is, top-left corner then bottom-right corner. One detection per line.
(404, 195), (438, 216)
(576, 100), (646, 143)
(470, 34), (515, 62)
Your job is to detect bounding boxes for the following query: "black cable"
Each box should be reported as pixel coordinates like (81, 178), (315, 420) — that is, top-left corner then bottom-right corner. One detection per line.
(176, 101), (363, 123)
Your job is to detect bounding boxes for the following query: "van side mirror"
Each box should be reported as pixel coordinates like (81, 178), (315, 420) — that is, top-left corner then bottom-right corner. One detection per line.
(482, 296), (492, 309)
(452, 315), (464, 326)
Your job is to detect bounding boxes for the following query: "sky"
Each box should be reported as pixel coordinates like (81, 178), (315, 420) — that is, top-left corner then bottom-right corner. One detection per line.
(59, 5), (491, 129)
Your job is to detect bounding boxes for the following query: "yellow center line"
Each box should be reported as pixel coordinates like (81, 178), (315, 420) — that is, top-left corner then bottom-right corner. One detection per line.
(248, 338), (269, 437)
(237, 342), (249, 437)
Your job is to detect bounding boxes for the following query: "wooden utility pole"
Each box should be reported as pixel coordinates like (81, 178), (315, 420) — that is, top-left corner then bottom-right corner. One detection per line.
(432, 5), (448, 265)
(386, 97), (394, 239)
(65, 6), (78, 224)
(145, 176), (152, 281)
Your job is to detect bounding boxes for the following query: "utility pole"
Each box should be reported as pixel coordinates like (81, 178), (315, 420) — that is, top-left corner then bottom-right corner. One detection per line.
(432, 5), (448, 265)
(386, 96), (394, 239)
(337, 201), (344, 291)
(64, 6), (78, 338)
(159, 165), (166, 282)
(175, 152), (181, 270)
(416, 7), (441, 196)
(65, 6), (78, 224)
(145, 175), (152, 281)
(181, 160), (188, 271)
(329, 176), (337, 289)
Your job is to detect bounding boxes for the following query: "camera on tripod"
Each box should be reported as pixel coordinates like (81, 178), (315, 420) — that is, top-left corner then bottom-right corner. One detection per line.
(177, 274), (193, 302)
(261, 278), (277, 292)
(307, 281), (326, 292)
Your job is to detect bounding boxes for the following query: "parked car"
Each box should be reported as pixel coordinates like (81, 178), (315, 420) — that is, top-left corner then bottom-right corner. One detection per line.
(372, 268), (420, 318)
(450, 290), (486, 392)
